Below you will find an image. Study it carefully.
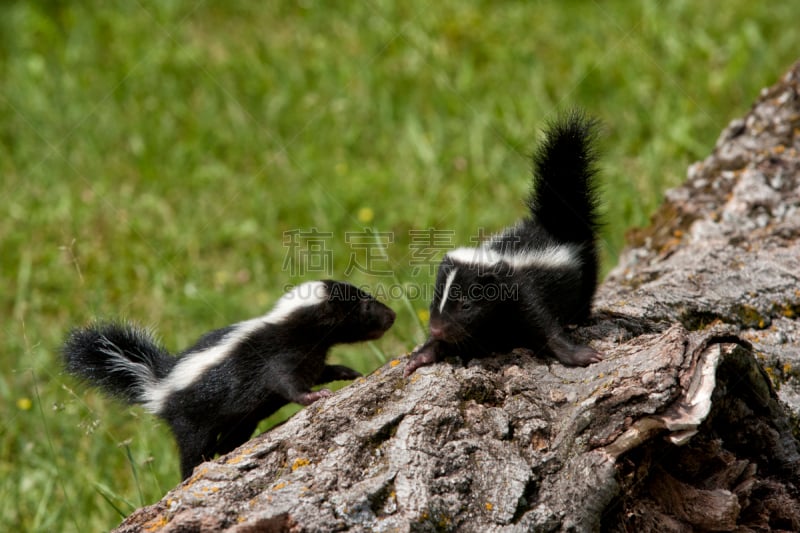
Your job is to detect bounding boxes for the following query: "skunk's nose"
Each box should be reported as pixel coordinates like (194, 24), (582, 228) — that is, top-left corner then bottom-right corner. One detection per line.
(384, 307), (396, 327)
(430, 325), (444, 339)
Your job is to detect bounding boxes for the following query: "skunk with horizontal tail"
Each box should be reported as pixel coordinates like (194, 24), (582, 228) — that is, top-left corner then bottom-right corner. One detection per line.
(63, 280), (396, 479)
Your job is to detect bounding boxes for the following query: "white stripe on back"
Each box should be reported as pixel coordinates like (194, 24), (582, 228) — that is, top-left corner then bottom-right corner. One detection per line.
(262, 280), (328, 324)
(504, 245), (579, 269)
(446, 247), (502, 266)
(142, 281), (329, 414)
(446, 243), (579, 270)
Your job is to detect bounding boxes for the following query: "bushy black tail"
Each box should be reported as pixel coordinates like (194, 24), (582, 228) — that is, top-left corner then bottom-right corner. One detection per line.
(62, 321), (175, 405)
(527, 110), (602, 244)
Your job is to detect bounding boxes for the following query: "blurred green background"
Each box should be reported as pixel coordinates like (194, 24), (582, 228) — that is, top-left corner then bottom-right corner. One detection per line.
(2, 0), (798, 530)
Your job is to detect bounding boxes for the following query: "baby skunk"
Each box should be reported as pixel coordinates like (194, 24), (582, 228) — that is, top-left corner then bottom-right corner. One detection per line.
(63, 280), (396, 480)
(405, 111), (603, 377)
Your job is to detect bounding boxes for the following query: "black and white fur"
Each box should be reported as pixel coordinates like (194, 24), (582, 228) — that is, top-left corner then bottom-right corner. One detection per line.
(63, 280), (396, 479)
(405, 111), (603, 376)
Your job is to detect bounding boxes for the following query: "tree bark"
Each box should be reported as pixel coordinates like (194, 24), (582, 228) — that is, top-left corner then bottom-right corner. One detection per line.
(116, 62), (800, 532)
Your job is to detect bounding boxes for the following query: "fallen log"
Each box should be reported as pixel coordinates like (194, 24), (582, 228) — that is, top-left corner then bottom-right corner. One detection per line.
(116, 61), (800, 532)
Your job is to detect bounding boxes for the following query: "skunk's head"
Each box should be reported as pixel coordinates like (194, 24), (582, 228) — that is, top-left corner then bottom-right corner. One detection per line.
(428, 249), (513, 346)
(310, 280), (396, 344)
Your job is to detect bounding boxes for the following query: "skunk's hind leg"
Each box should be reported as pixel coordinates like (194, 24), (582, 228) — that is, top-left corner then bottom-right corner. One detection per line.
(216, 418), (259, 457)
(547, 333), (602, 366)
(170, 419), (218, 480)
(523, 300), (602, 366)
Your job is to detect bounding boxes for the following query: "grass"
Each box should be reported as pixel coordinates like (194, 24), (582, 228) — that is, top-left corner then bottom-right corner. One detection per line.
(2, 0), (798, 530)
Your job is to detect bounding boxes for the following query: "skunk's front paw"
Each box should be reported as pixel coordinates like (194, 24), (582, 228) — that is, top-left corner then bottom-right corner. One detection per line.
(296, 389), (333, 406)
(404, 340), (442, 377)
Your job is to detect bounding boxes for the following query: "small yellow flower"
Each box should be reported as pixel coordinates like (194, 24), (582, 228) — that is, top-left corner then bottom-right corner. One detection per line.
(485, 502), (493, 511)
(214, 270), (229, 286)
(17, 397), (32, 411)
(357, 207), (374, 224)
(417, 309), (430, 323)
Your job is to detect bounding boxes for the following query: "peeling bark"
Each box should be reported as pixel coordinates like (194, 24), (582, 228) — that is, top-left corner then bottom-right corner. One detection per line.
(116, 61), (800, 532)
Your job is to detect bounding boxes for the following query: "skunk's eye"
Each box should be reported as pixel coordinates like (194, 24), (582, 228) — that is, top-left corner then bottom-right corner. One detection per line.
(460, 300), (472, 311)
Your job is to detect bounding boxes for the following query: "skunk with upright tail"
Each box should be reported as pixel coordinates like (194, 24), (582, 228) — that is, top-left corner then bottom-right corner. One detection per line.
(405, 111), (603, 376)
(63, 280), (396, 479)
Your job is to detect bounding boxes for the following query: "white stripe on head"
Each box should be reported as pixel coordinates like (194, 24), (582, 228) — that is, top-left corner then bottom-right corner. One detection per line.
(439, 268), (458, 313)
(143, 281), (330, 414)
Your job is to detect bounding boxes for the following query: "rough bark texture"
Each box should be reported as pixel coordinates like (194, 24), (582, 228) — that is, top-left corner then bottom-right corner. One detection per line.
(116, 62), (800, 532)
